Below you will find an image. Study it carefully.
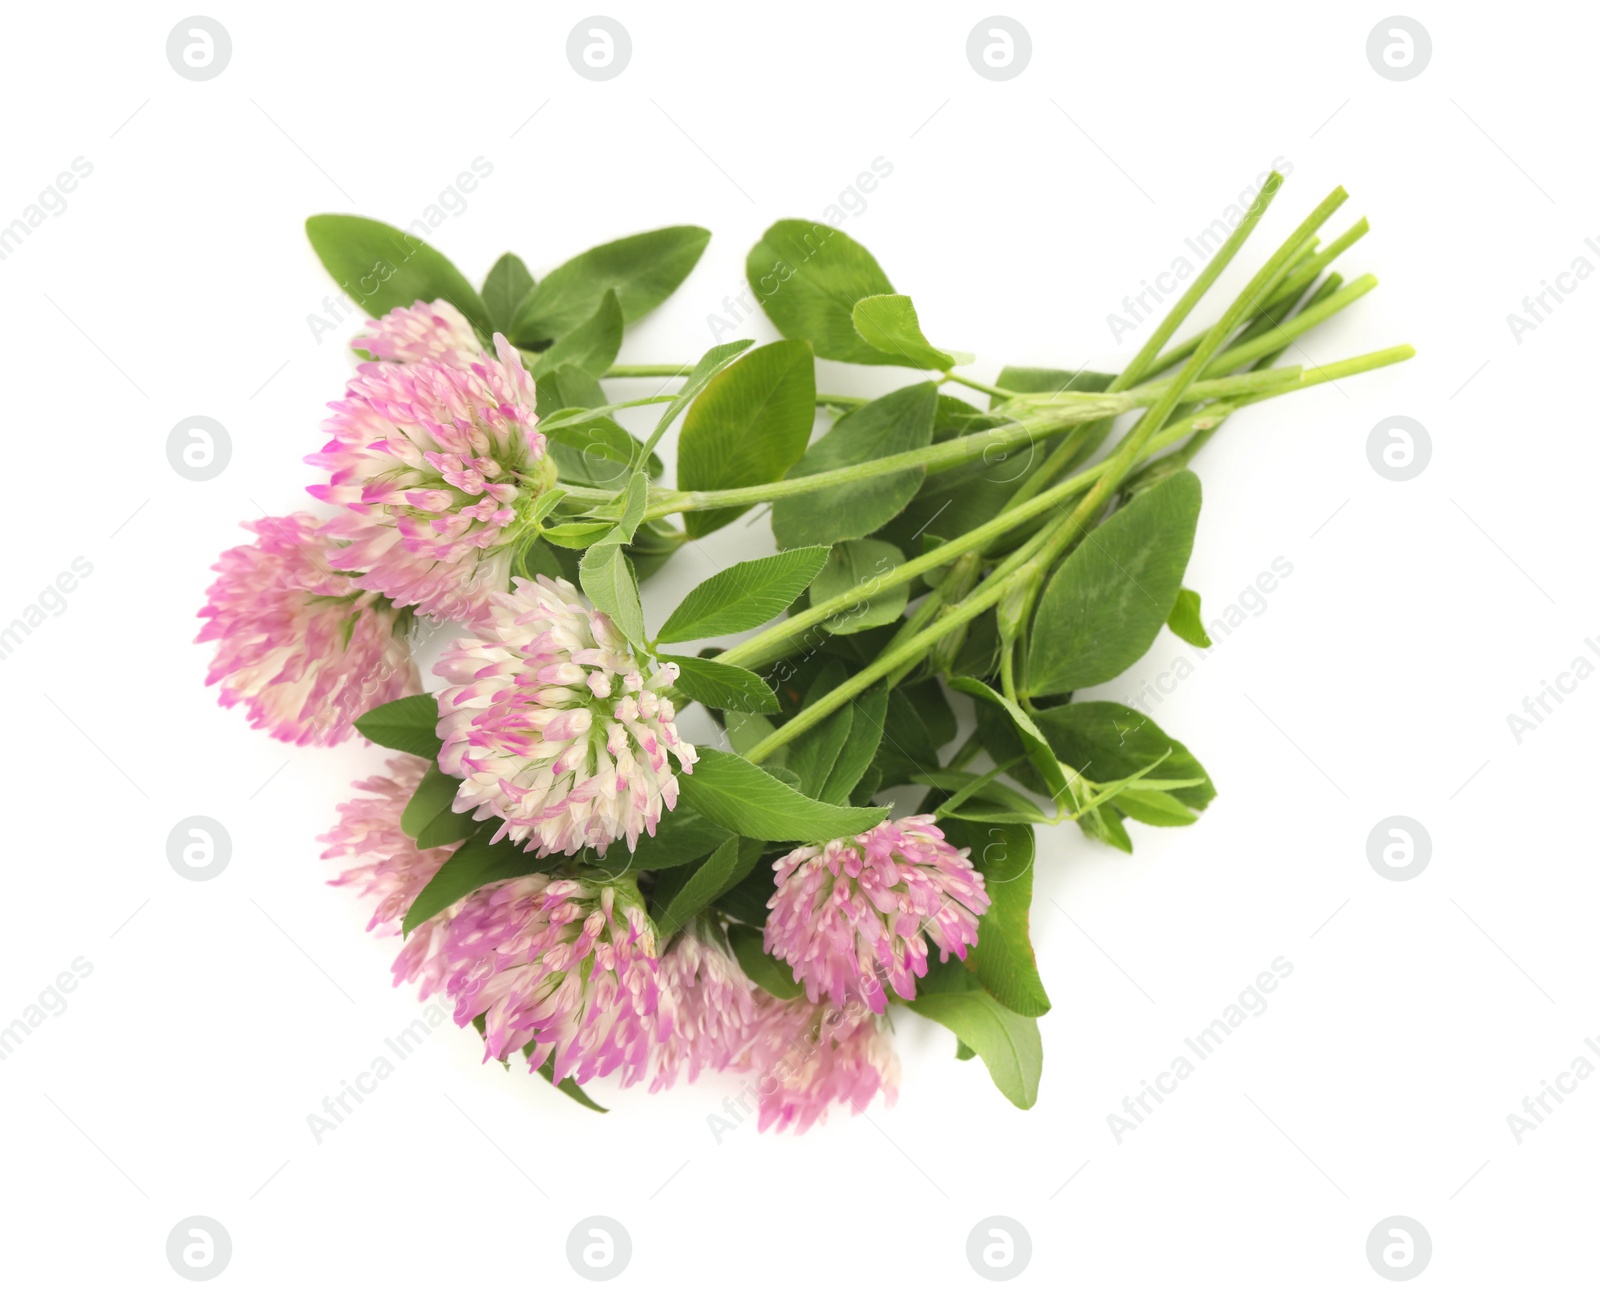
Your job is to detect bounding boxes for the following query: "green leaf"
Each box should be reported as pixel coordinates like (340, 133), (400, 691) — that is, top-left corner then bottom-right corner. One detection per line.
(535, 1057), (608, 1113)
(677, 748), (886, 841)
(482, 253), (535, 333)
(354, 694), (441, 759)
(1111, 787), (1199, 826)
(657, 546), (829, 642)
(399, 762), (455, 838)
(818, 683), (887, 805)
(534, 365), (606, 419)
(724, 710), (780, 760)
(624, 807), (732, 872)
(511, 225), (710, 345)
(786, 701), (853, 800)
(643, 339), (754, 448)
(746, 219), (900, 364)
(545, 415), (661, 489)
(808, 539), (908, 634)
(677, 340), (817, 537)
(305, 215), (490, 334)
(399, 762), (476, 849)
(850, 295), (955, 370)
(667, 656), (779, 714)
(1033, 701), (1215, 811)
(528, 288), (622, 379)
(579, 541), (645, 646)
(941, 822), (1050, 1017)
(947, 677), (1068, 805)
(727, 925), (801, 999)
(1167, 587), (1212, 648)
(1025, 470), (1203, 695)
(616, 470), (649, 543)
(906, 966), (1042, 1109)
(403, 826), (530, 935)
(541, 519), (617, 550)
(992, 365), (1116, 407)
(654, 839), (743, 939)
(771, 383), (937, 549)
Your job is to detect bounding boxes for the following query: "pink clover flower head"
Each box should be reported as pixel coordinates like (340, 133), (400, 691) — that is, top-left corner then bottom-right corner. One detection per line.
(320, 754), (463, 997)
(196, 512), (418, 745)
(764, 814), (990, 1014)
(307, 335), (544, 624)
(735, 993), (899, 1134)
(649, 919), (757, 1091)
(351, 299), (483, 368)
(440, 874), (663, 1086)
(434, 575), (696, 857)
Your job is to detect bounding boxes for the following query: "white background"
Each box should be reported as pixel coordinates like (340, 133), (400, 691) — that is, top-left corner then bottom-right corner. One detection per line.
(1, 1), (1594, 1293)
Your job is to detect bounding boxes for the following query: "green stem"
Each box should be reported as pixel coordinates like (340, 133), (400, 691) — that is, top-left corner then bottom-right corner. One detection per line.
(943, 371), (1014, 401)
(710, 340), (1411, 680)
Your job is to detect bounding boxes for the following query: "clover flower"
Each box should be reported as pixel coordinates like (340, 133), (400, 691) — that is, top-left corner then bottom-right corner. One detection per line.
(734, 993), (899, 1134)
(434, 575), (696, 857)
(764, 815), (990, 1014)
(351, 299), (483, 368)
(197, 512), (418, 746)
(439, 873), (663, 1085)
(307, 335), (545, 624)
(320, 754), (463, 996)
(649, 920), (757, 1091)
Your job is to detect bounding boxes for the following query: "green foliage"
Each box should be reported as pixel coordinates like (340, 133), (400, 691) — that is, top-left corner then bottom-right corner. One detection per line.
(746, 220), (900, 364)
(1025, 471), (1203, 695)
(771, 384), (937, 548)
(677, 341), (817, 536)
(511, 226), (710, 344)
(354, 694), (441, 759)
(305, 215), (489, 333)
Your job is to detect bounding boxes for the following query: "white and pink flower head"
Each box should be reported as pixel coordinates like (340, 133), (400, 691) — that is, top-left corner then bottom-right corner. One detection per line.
(351, 299), (483, 368)
(765, 814), (990, 1014)
(197, 512), (418, 746)
(650, 919), (757, 1091)
(434, 575), (696, 858)
(734, 993), (900, 1134)
(320, 753), (463, 997)
(308, 323), (545, 625)
(439, 873), (664, 1086)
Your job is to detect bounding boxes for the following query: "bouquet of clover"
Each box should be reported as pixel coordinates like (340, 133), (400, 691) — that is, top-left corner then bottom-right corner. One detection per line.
(199, 173), (1411, 1129)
